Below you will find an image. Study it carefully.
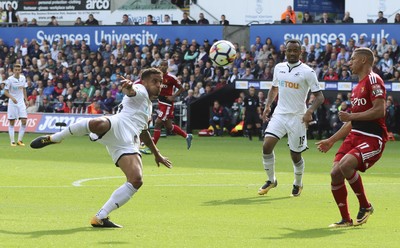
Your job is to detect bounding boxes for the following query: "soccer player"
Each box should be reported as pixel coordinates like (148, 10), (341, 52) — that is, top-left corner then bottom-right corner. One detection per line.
(242, 86), (263, 141)
(141, 60), (192, 154)
(4, 64), (29, 146)
(316, 47), (387, 227)
(258, 39), (324, 197)
(30, 68), (172, 228)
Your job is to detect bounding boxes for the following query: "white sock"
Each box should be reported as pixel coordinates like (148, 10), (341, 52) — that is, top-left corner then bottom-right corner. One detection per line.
(96, 182), (137, 219)
(18, 125), (26, 142)
(51, 118), (90, 142)
(9, 126), (15, 143)
(293, 158), (305, 186)
(263, 152), (276, 182)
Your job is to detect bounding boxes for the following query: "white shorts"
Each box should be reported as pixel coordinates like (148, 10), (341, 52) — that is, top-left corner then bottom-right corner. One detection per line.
(265, 113), (308, 153)
(93, 116), (141, 165)
(7, 103), (27, 120)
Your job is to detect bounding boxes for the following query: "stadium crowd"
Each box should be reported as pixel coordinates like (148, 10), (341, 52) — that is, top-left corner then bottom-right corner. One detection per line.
(1, 6), (400, 137)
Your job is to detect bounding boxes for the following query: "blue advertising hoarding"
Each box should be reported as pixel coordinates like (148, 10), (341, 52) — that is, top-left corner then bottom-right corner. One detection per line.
(0, 25), (223, 50)
(250, 24), (398, 47)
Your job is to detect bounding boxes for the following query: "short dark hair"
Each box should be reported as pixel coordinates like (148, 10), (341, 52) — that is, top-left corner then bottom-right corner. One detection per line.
(285, 39), (301, 47)
(141, 68), (162, 80)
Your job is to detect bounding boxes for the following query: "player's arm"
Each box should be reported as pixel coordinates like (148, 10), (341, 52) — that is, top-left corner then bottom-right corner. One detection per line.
(303, 90), (324, 127)
(338, 98), (385, 122)
(4, 89), (17, 104)
(140, 130), (172, 169)
(23, 87), (29, 106)
(262, 86), (278, 121)
(167, 80), (184, 102)
(316, 121), (352, 153)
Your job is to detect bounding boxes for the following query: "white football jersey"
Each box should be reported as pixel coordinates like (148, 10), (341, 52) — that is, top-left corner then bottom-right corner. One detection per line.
(116, 83), (152, 136)
(272, 61), (320, 114)
(4, 74), (27, 106)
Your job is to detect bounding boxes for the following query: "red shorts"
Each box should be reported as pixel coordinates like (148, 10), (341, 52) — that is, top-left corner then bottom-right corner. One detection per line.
(157, 102), (174, 121)
(335, 130), (385, 172)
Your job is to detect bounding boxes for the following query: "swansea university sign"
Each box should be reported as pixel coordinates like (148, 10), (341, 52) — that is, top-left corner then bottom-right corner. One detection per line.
(1, 26), (223, 50)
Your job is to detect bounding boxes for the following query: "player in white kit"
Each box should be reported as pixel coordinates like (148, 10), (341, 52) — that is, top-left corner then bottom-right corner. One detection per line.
(4, 64), (29, 146)
(30, 68), (172, 228)
(258, 39), (325, 197)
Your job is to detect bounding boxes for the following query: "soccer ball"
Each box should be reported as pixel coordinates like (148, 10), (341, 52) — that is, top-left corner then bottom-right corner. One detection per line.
(209, 40), (236, 67)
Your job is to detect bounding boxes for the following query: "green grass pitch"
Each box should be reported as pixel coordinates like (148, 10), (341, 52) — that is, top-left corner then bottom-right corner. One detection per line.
(0, 132), (399, 247)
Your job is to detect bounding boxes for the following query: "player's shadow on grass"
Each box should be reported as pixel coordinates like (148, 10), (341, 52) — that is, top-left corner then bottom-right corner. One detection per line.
(202, 196), (291, 206)
(265, 227), (358, 240)
(0, 227), (119, 238)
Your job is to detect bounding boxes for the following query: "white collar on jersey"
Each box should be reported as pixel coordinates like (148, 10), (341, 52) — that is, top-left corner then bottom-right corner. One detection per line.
(287, 61), (301, 70)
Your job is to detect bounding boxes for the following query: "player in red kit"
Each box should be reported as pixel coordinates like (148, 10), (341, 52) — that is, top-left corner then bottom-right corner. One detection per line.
(316, 48), (387, 227)
(140, 60), (192, 154)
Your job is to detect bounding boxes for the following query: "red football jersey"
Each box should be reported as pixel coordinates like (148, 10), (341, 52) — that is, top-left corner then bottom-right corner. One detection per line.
(350, 72), (388, 139)
(160, 73), (182, 97)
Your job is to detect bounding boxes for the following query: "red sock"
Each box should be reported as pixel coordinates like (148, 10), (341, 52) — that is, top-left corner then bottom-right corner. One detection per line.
(153, 129), (161, 145)
(171, 124), (187, 138)
(331, 182), (351, 221)
(347, 171), (370, 209)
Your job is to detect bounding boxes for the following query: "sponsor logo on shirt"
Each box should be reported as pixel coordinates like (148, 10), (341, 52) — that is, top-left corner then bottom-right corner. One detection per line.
(351, 97), (367, 106)
(278, 80), (299, 89)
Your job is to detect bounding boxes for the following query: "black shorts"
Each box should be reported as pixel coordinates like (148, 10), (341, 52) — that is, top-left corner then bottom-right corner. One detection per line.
(245, 112), (261, 126)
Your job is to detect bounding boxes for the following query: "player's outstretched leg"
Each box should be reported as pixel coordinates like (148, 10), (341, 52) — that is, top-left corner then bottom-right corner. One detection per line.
(30, 119), (90, 149)
(30, 135), (59, 149)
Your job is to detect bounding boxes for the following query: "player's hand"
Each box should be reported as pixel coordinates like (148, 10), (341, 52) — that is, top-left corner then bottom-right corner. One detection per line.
(119, 75), (133, 88)
(302, 111), (313, 128)
(338, 111), (351, 122)
(315, 139), (334, 153)
(155, 154), (172, 169)
(262, 106), (271, 123)
(12, 98), (18, 104)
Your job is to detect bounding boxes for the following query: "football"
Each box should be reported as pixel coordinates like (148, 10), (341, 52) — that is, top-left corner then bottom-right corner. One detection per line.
(209, 40), (236, 67)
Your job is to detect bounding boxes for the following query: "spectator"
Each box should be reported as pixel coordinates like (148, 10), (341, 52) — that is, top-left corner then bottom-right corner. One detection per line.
(395, 13), (400, 23)
(375, 11), (388, 23)
(342, 11), (354, 23)
(86, 14), (99, 25)
(121, 14), (132, 25)
(281, 5), (296, 23)
(74, 17), (84, 26)
(28, 18), (38, 27)
(209, 100), (229, 136)
(38, 95), (54, 112)
(320, 12), (334, 24)
(378, 52), (394, 79)
(183, 89), (196, 106)
(54, 95), (69, 113)
(86, 101), (103, 114)
(6, 4), (19, 27)
(323, 67), (339, 81)
(220, 14), (229, 25)
(0, 7), (5, 26)
(281, 15), (294, 24)
(302, 12), (313, 23)
(388, 70), (400, 81)
(369, 38), (378, 51)
(377, 37), (390, 57)
(356, 35), (368, 48)
(161, 14), (172, 25)
(47, 16), (59, 26)
(197, 13), (209, 24)
(144, 14), (155, 25)
(180, 12), (191, 25)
